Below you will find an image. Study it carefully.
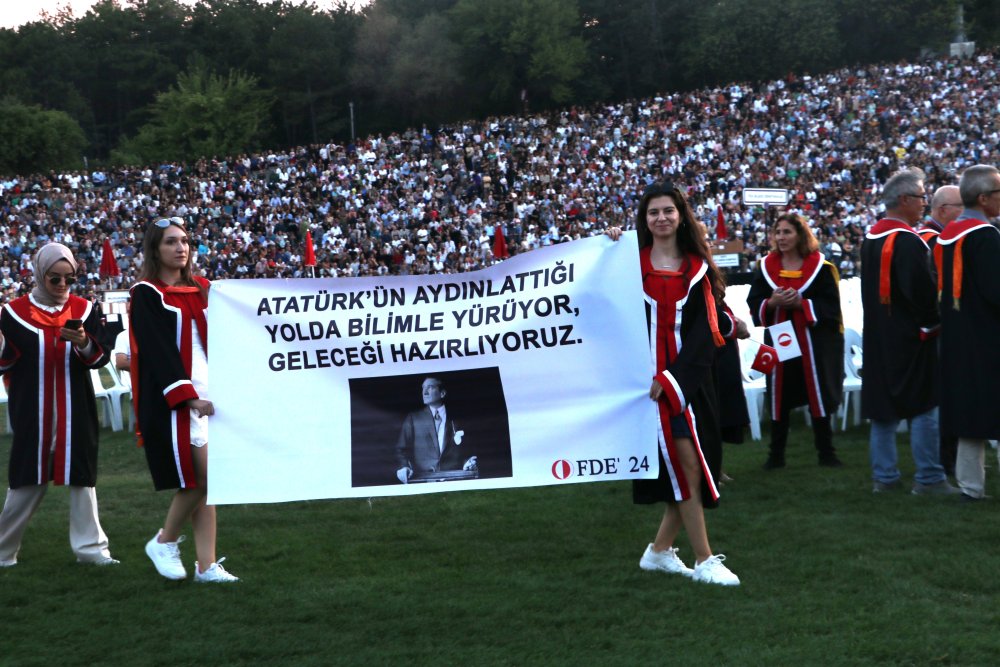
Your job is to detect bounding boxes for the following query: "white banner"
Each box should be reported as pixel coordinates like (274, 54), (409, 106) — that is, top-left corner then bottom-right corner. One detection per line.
(207, 233), (657, 504)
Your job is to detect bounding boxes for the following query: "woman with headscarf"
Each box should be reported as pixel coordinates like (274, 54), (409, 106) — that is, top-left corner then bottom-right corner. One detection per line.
(0, 243), (116, 567)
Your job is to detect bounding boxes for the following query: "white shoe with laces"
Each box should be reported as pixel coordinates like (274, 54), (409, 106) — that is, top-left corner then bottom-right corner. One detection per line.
(194, 557), (239, 583)
(692, 554), (740, 586)
(145, 530), (186, 580)
(639, 543), (694, 577)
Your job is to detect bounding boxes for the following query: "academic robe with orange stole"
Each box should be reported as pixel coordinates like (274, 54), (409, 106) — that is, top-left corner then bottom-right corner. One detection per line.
(0, 295), (111, 488)
(129, 277), (209, 491)
(746, 251), (844, 419)
(859, 219), (939, 421)
(934, 215), (1000, 439)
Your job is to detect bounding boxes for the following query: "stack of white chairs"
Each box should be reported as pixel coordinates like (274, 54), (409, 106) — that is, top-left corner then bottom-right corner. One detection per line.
(839, 327), (863, 430)
(91, 364), (132, 432)
(737, 328), (768, 441)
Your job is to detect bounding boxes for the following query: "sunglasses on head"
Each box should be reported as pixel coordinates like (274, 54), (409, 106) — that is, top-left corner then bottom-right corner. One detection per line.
(154, 217), (185, 229)
(47, 274), (77, 286)
(643, 181), (679, 199)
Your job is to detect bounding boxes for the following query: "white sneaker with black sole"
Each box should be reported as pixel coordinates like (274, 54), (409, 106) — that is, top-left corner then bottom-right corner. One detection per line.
(692, 554), (740, 586)
(193, 557), (239, 583)
(639, 543), (694, 577)
(145, 530), (187, 580)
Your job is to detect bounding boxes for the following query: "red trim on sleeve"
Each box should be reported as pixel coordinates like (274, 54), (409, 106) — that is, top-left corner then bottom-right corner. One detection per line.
(802, 298), (817, 325)
(164, 382), (198, 409)
(655, 371), (684, 416)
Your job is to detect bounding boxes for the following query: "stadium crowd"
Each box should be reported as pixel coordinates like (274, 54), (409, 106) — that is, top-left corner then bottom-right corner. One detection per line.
(0, 50), (997, 305)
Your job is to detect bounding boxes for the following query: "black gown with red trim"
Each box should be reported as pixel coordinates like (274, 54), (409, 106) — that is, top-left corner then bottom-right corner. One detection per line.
(859, 219), (939, 421)
(633, 247), (725, 510)
(129, 277), (209, 491)
(934, 217), (1000, 439)
(0, 295), (111, 488)
(746, 250), (844, 419)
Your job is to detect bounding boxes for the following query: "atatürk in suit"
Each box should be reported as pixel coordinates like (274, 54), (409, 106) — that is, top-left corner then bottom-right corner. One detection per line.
(394, 377), (475, 482)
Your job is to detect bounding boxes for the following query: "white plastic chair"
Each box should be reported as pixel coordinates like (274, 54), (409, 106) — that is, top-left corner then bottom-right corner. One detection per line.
(738, 336), (768, 441)
(0, 379), (9, 434)
(91, 367), (124, 431)
(839, 327), (863, 430)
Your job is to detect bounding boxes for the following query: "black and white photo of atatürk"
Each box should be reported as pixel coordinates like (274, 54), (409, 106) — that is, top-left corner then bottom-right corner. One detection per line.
(350, 368), (513, 487)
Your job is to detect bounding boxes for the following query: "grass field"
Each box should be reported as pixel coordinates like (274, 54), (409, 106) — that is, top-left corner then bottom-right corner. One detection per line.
(1, 419), (998, 667)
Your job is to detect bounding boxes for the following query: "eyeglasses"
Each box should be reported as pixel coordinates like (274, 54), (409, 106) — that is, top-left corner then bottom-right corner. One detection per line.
(153, 217), (185, 229)
(984, 188), (1000, 197)
(47, 274), (77, 286)
(905, 193), (928, 201)
(940, 203), (963, 208)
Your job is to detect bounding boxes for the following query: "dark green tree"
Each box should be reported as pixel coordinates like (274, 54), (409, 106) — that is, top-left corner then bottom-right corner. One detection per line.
(0, 98), (87, 173)
(113, 63), (273, 163)
(449, 0), (587, 112)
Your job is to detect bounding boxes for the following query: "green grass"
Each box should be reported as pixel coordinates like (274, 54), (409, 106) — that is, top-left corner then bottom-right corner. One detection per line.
(1, 419), (998, 667)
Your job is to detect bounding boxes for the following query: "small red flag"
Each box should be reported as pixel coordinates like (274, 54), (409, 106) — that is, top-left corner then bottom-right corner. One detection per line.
(493, 225), (509, 259)
(751, 344), (779, 374)
(716, 206), (727, 241)
(303, 230), (317, 267)
(98, 238), (120, 278)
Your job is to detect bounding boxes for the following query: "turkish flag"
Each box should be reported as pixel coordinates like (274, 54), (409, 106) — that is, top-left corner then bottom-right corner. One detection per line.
(98, 238), (120, 279)
(493, 225), (509, 259)
(751, 343), (779, 373)
(303, 230), (317, 267)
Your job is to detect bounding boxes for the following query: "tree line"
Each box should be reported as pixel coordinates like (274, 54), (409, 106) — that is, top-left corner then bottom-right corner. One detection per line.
(1, 0), (996, 174)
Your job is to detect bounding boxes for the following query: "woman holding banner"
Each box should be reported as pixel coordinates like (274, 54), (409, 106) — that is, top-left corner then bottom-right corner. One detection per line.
(610, 182), (740, 586)
(130, 217), (238, 583)
(746, 212), (844, 470)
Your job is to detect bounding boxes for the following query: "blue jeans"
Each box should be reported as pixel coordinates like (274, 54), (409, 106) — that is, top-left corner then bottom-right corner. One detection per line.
(869, 407), (946, 485)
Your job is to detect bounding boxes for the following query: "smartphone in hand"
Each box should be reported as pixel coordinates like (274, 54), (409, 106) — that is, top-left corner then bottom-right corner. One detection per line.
(63, 318), (83, 329)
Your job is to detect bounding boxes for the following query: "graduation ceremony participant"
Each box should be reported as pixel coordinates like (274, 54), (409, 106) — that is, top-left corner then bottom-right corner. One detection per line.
(130, 217), (238, 583)
(747, 212), (844, 470)
(609, 182), (740, 586)
(860, 168), (955, 495)
(934, 164), (1000, 501)
(0, 243), (117, 567)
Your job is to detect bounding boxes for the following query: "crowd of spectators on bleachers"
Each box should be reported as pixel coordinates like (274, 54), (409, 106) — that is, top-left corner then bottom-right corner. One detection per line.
(0, 50), (997, 305)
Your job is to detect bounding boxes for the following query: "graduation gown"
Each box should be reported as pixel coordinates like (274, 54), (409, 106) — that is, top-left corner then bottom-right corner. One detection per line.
(129, 277), (209, 491)
(633, 248), (727, 509)
(859, 219), (939, 421)
(746, 251), (844, 419)
(0, 295), (111, 488)
(934, 216), (1000, 439)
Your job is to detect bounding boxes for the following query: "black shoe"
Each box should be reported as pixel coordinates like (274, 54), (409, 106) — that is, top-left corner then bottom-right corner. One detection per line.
(960, 493), (983, 503)
(818, 455), (843, 468)
(762, 456), (785, 470)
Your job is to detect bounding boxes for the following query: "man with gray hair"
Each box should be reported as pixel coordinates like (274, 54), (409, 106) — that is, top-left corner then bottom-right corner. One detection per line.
(861, 168), (955, 495)
(918, 183), (963, 473)
(934, 164), (1000, 502)
(918, 185), (963, 245)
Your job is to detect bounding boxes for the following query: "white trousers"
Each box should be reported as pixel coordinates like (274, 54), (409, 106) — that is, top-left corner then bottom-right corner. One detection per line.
(954, 438), (1000, 500)
(0, 484), (112, 564)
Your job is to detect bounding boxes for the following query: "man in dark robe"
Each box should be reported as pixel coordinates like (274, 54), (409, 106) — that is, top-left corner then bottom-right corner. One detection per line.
(860, 168), (955, 495)
(934, 165), (1000, 501)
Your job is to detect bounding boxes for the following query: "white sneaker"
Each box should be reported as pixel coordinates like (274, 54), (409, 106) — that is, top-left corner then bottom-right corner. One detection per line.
(639, 543), (693, 577)
(145, 530), (186, 580)
(692, 554), (740, 586)
(193, 557), (239, 583)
